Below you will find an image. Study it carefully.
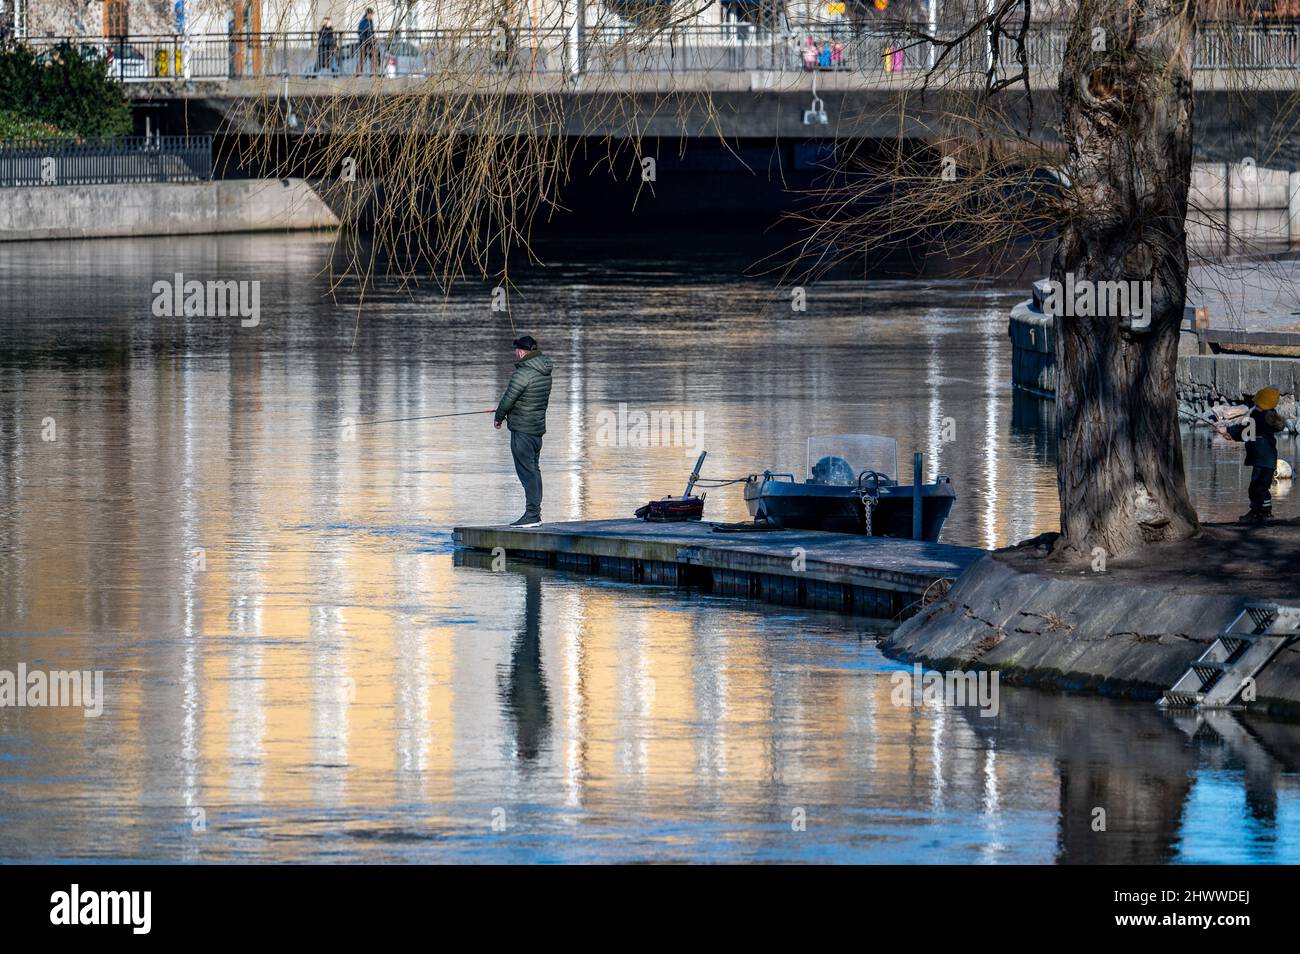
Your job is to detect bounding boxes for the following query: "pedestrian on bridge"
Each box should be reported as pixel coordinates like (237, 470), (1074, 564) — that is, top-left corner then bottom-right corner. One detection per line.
(316, 17), (337, 75)
(356, 8), (380, 76)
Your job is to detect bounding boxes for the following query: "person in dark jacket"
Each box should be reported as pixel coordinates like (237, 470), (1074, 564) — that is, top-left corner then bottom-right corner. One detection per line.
(495, 335), (554, 527)
(1216, 386), (1289, 524)
(316, 17), (337, 75)
(356, 8), (379, 76)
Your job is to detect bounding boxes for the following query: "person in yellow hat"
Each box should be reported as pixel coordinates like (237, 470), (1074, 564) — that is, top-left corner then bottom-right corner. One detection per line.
(1215, 386), (1288, 524)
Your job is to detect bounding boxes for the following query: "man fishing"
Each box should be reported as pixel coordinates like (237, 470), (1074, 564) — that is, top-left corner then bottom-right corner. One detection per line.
(1215, 386), (1289, 525)
(494, 335), (553, 527)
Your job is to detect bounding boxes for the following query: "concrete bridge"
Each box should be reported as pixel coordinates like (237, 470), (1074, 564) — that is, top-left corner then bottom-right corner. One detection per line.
(7, 19), (1300, 241)
(40, 23), (1298, 162)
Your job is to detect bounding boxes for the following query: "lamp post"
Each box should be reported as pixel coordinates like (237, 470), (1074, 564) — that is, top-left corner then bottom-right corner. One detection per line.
(568, 0), (585, 76)
(928, 0), (938, 68)
(985, 0), (994, 71)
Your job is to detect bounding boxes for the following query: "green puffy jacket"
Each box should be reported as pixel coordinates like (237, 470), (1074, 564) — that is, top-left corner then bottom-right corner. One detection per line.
(494, 350), (553, 435)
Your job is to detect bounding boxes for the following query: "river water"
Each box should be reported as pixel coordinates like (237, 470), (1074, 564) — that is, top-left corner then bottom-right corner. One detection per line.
(1, 231), (1297, 863)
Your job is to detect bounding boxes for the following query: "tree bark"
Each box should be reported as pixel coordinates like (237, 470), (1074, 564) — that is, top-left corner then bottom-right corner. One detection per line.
(1052, 0), (1200, 560)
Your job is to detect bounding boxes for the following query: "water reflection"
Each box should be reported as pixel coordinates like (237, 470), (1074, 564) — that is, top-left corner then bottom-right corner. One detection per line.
(500, 573), (550, 763)
(1010, 388), (1057, 464)
(0, 232), (1297, 863)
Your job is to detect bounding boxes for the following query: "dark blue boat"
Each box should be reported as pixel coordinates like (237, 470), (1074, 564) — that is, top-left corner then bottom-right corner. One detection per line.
(743, 436), (956, 541)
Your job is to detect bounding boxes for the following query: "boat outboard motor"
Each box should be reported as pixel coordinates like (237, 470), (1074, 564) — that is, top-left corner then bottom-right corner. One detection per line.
(811, 455), (855, 485)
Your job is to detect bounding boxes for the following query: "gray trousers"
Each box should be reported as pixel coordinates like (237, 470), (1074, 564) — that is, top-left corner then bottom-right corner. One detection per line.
(510, 430), (543, 517)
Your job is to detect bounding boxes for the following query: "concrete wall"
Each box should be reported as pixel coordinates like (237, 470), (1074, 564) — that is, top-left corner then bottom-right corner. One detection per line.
(1179, 354), (1300, 425)
(0, 179), (339, 242)
(882, 554), (1300, 714)
(1188, 161), (1300, 247)
(884, 555), (1229, 696)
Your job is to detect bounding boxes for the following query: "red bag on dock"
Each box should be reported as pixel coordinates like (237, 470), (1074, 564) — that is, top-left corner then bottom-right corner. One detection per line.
(634, 495), (705, 522)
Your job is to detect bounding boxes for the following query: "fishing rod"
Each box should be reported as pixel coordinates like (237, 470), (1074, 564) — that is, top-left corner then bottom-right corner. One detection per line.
(1179, 407), (1221, 427)
(340, 409), (496, 428)
(1180, 407), (1249, 432)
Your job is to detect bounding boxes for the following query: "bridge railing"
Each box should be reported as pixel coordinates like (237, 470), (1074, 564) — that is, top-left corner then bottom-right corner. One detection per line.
(18, 23), (1300, 83)
(1197, 24), (1300, 70)
(0, 135), (213, 188)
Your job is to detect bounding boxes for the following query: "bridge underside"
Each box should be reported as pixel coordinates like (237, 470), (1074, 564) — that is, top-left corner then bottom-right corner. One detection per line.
(123, 74), (1296, 270)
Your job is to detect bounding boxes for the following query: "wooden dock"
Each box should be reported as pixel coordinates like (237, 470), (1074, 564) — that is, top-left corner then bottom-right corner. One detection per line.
(453, 519), (987, 618)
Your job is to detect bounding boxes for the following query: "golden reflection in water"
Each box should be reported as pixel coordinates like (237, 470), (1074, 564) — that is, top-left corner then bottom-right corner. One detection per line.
(3, 396), (1043, 859)
(0, 348), (1167, 861)
(3, 234), (1294, 862)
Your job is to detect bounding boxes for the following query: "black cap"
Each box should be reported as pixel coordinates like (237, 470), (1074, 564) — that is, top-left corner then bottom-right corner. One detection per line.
(513, 335), (537, 351)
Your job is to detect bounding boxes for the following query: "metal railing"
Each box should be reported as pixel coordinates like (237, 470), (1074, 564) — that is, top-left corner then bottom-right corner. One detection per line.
(0, 135), (213, 188)
(16, 23), (1300, 83)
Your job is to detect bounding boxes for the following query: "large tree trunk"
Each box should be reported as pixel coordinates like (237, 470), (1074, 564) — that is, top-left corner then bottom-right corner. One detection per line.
(1052, 0), (1200, 560)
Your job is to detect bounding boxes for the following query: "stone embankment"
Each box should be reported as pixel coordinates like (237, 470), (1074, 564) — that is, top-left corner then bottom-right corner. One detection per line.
(883, 529), (1300, 717)
(0, 179), (338, 241)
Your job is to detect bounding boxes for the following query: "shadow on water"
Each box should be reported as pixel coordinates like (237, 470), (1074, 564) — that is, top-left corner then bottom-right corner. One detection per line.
(455, 559), (1300, 864)
(962, 688), (1300, 864)
(499, 571), (551, 763)
(1010, 387), (1058, 465)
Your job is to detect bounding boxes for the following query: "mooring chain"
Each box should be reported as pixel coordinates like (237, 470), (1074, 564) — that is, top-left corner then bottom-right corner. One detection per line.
(859, 489), (877, 536)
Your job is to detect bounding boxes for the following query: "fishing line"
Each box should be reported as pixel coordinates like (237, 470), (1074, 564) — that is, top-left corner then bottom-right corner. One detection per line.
(340, 409), (496, 428)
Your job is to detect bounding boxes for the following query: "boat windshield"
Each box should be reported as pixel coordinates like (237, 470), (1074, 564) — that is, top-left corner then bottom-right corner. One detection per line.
(807, 435), (897, 484)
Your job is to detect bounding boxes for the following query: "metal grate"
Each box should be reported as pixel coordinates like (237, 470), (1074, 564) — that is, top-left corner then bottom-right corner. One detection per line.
(0, 136), (213, 188)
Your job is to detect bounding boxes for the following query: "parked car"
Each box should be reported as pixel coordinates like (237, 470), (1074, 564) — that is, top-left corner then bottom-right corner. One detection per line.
(103, 41), (149, 79)
(41, 43), (103, 61)
(333, 37), (425, 77)
(34, 43), (105, 68)
(33, 41), (148, 80)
